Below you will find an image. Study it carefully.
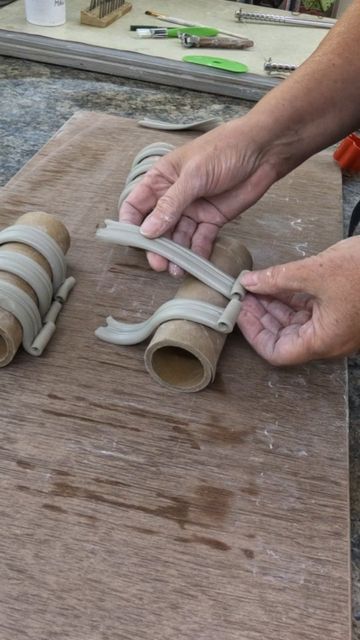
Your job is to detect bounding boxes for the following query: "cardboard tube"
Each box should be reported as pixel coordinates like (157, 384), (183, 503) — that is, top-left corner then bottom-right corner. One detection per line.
(144, 236), (252, 393)
(0, 212), (70, 367)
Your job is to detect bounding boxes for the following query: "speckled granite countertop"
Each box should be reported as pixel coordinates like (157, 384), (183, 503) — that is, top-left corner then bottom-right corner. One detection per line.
(1, 55), (359, 637)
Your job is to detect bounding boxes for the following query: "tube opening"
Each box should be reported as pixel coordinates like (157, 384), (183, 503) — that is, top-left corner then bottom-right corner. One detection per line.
(151, 346), (205, 390)
(0, 335), (8, 362)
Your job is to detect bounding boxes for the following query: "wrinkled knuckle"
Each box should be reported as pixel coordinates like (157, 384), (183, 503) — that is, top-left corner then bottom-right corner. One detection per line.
(143, 167), (158, 180)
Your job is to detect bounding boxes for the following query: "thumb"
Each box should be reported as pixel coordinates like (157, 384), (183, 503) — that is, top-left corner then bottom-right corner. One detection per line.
(140, 174), (197, 238)
(240, 256), (320, 296)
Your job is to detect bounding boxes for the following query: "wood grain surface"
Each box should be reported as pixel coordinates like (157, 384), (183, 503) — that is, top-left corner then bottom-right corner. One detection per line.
(0, 112), (350, 640)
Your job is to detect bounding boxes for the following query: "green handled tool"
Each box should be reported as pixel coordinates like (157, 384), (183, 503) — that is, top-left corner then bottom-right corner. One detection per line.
(136, 26), (219, 38)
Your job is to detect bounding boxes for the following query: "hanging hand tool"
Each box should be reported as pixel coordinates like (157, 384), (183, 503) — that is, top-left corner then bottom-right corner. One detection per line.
(235, 8), (335, 28)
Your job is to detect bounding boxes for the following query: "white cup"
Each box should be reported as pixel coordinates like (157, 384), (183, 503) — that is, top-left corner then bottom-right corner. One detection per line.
(24, 0), (66, 26)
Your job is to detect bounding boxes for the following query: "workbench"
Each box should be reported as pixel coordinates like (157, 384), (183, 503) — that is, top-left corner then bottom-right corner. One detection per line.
(0, 0), (332, 100)
(1, 56), (359, 639)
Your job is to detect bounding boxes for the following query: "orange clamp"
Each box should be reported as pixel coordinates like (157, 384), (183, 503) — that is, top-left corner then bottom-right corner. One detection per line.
(334, 133), (360, 173)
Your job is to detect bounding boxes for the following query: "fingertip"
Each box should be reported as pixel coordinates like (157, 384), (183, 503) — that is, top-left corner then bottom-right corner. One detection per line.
(191, 243), (212, 261)
(141, 197), (180, 238)
(140, 214), (159, 238)
(169, 263), (184, 278)
(146, 251), (168, 272)
(141, 212), (178, 238)
(239, 271), (259, 289)
(140, 215), (161, 238)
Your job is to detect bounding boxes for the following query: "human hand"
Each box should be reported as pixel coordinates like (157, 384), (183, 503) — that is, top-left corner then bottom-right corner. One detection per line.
(237, 236), (360, 365)
(119, 116), (283, 275)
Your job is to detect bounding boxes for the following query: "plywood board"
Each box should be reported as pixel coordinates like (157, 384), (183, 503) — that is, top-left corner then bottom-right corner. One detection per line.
(0, 111), (350, 640)
(0, 0), (332, 98)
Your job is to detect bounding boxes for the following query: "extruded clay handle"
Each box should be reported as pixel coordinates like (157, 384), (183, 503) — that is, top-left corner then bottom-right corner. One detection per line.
(97, 221), (237, 297)
(137, 117), (222, 132)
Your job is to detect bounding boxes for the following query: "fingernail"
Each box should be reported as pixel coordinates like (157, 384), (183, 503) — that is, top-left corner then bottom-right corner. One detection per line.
(240, 271), (258, 288)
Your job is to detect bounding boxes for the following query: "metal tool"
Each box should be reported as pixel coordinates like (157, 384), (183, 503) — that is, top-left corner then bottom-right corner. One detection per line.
(88, 0), (123, 17)
(235, 9), (335, 28)
(81, 0), (131, 27)
(180, 33), (253, 49)
(264, 58), (298, 74)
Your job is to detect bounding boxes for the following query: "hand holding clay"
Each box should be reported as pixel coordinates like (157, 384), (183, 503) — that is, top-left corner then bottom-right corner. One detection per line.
(121, 0), (360, 279)
(238, 237), (360, 365)
(119, 116), (279, 275)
